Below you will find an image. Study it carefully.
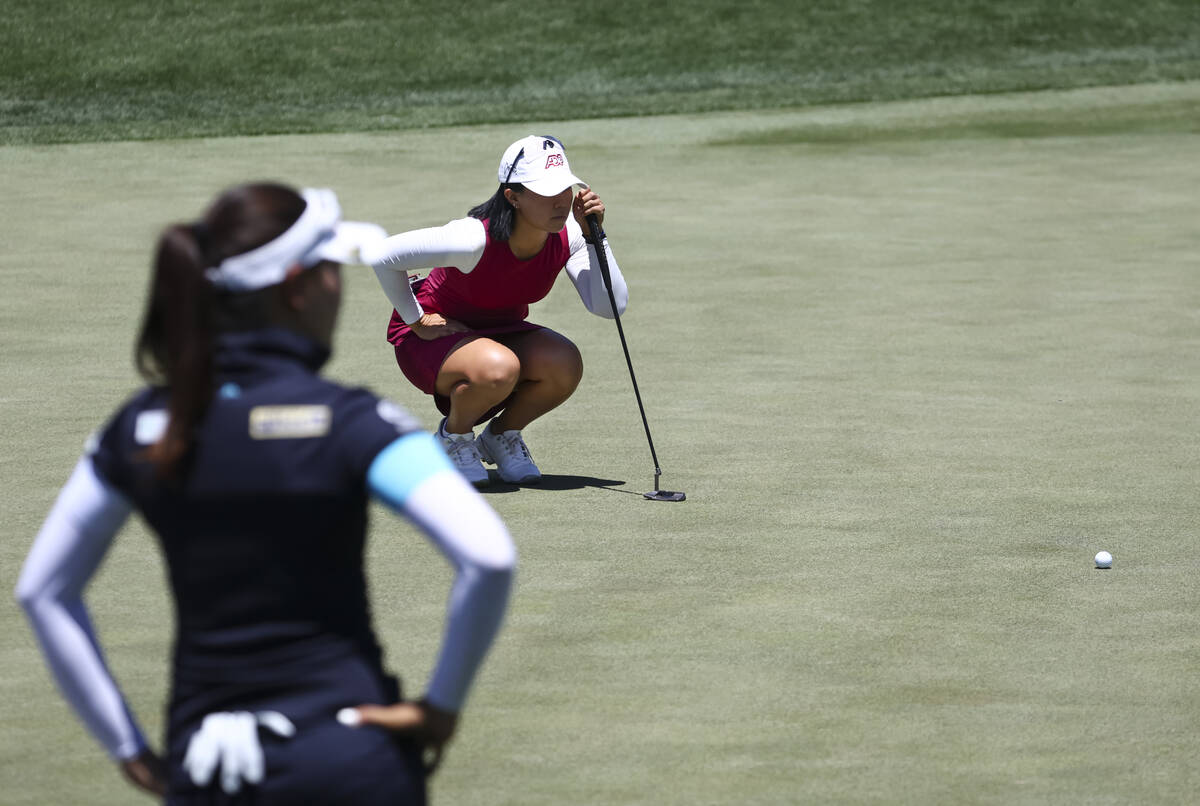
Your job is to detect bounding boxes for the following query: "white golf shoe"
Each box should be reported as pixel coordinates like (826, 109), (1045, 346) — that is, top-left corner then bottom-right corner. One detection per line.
(477, 424), (542, 484)
(437, 419), (489, 487)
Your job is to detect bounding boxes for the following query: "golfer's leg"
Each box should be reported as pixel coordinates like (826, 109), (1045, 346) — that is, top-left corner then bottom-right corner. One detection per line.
(436, 338), (520, 434)
(489, 330), (583, 432)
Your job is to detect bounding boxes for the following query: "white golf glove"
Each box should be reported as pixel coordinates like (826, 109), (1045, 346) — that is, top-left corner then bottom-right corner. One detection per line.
(182, 710), (296, 794)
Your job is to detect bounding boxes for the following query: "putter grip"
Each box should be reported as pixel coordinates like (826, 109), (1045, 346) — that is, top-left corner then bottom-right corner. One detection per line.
(585, 214), (613, 292)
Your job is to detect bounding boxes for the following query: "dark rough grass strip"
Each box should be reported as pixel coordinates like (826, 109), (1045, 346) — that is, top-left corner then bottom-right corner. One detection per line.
(3, 0), (1200, 144)
(708, 91), (1200, 145)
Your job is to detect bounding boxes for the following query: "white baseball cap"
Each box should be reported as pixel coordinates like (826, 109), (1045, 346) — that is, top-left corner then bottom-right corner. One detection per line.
(498, 135), (588, 197)
(205, 188), (386, 292)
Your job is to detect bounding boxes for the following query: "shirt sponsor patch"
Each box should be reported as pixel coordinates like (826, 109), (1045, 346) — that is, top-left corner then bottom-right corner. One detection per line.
(249, 405), (332, 440)
(135, 410), (168, 445)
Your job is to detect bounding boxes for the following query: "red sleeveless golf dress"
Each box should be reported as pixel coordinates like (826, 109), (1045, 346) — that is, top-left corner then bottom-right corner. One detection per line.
(387, 219), (571, 408)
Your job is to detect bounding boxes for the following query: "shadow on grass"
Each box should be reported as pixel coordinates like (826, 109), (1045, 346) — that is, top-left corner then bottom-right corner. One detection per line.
(477, 473), (634, 495)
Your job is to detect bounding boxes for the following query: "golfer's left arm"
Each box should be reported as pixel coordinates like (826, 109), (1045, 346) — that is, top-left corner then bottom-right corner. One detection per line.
(564, 212), (628, 318)
(367, 433), (516, 711)
(14, 457), (149, 762)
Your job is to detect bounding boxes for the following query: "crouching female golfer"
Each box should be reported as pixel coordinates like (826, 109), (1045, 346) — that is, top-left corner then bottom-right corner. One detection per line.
(366, 135), (628, 486)
(15, 183), (515, 804)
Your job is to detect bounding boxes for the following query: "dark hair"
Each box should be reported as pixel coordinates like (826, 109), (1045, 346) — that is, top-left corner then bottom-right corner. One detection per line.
(135, 183), (306, 477)
(468, 182), (524, 242)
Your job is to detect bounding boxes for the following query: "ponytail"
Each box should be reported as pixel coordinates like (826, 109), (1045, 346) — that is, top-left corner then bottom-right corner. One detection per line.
(468, 183), (524, 242)
(135, 224), (217, 478)
(133, 182), (306, 478)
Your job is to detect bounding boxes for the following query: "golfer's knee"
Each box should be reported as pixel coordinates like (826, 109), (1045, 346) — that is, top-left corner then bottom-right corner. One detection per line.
(468, 346), (520, 395)
(546, 343), (583, 393)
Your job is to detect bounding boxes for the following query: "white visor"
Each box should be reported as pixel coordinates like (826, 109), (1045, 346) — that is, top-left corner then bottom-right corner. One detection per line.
(498, 135), (588, 197)
(205, 188), (386, 292)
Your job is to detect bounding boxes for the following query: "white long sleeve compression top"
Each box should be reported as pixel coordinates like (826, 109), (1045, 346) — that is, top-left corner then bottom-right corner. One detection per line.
(364, 215), (628, 325)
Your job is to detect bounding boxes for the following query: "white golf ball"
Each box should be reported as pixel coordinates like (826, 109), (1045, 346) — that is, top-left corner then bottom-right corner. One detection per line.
(1094, 550), (1113, 569)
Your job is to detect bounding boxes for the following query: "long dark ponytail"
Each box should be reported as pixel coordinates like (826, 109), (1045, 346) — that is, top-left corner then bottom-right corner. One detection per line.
(468, 182), (524, 242)
(135, 183), (306, 477)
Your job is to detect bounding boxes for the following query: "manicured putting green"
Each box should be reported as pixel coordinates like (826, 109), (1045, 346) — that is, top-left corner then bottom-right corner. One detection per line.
(2, 85), (1198, 804)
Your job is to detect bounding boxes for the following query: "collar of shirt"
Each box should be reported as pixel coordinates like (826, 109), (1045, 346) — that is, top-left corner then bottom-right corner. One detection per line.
(214, 327), (332, 377)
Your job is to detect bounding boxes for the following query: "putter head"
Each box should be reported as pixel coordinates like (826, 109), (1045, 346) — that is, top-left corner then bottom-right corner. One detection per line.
(644, 490), (686, 502)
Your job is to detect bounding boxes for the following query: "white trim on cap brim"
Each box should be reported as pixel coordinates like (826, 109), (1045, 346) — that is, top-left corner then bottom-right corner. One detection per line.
(206, 188), (386, 291)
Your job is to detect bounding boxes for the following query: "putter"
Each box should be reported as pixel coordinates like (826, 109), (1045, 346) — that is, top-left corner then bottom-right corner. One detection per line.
(587, 214), (686, 502)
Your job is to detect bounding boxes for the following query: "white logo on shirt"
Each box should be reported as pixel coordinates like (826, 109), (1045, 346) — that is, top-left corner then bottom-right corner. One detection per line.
(134, 410), (168, 445)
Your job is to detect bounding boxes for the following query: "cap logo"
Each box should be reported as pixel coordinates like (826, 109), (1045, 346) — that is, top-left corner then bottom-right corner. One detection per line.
(545, 154), (564, 169)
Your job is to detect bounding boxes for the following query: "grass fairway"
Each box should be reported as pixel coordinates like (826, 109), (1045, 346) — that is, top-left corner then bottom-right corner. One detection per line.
(3, 84), (1199, 804)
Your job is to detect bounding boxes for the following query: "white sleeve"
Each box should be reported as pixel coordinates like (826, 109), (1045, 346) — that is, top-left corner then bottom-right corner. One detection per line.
(371, 265), (425, 325)
(563, 215), (628, 319)
(14, 457), (147, 761)
(363, 218), (488, 326)
(367, 436), (515, 712)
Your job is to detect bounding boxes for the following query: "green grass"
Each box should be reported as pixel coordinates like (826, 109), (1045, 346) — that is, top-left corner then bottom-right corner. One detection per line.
(4, 0), (1200, 144)
(4, 2), (1199, 801)
(2, 84), (1199, 803)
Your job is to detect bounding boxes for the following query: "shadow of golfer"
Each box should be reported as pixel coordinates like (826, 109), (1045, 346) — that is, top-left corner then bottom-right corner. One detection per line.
(537, 474), (628, 492)
(477, 474), (631, 494)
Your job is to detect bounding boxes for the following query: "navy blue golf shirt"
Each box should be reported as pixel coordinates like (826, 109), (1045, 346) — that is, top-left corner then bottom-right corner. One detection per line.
(90, 328), (420, 729)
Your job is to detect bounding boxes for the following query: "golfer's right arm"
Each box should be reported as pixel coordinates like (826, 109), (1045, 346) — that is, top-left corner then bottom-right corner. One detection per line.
(15, 456), (148, 762)
(366, 218), (487, 326)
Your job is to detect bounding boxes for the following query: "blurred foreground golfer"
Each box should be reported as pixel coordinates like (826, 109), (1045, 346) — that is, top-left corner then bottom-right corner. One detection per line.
(16, 183), (515, 804)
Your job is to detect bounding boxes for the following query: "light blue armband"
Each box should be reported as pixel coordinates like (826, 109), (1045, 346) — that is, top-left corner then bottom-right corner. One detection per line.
(367, 433), (454, 509)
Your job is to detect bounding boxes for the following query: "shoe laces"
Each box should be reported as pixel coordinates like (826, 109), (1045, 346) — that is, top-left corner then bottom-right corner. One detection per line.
(493, 430), (532, 462)
(444, 436), (481, 464)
